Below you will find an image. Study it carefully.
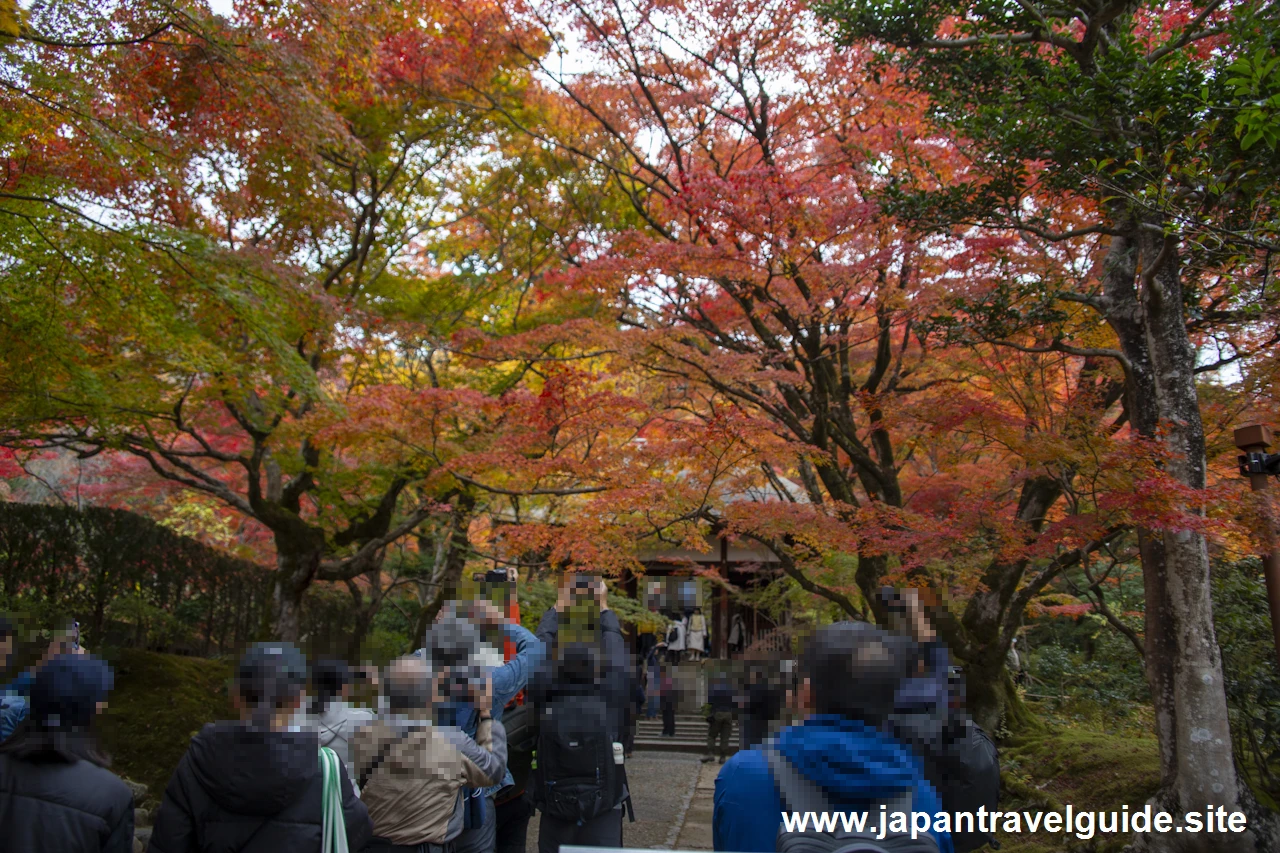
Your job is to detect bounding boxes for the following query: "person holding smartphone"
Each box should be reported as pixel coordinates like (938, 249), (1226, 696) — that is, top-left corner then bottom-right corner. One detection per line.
(1, 618), (84, 743)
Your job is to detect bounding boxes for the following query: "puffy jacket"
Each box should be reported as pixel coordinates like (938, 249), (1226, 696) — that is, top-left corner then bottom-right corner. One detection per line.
(147, 721), (373, 853)
(0, 752), (134, 852)
(352, 714), (507, 845)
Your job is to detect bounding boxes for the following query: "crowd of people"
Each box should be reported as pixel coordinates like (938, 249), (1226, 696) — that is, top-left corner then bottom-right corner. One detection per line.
(0, 579), (1000, 853)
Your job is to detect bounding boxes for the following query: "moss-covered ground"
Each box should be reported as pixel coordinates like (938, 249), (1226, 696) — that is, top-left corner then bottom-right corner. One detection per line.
(994, 727), (1163, 852)
(97, 648), (234, 807)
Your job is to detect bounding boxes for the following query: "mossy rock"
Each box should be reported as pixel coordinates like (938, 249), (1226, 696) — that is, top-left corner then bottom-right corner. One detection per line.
(98, 649), (234, 806)
(993, 727), (1162, 852)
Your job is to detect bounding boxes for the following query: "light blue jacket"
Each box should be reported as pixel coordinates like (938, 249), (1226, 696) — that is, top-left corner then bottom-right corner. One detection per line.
(414, 622), (544, 795)
(0, 670), (33, 742)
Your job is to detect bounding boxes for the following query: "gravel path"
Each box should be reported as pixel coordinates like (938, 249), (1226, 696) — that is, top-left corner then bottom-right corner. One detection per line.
(524, 751), (705, 850)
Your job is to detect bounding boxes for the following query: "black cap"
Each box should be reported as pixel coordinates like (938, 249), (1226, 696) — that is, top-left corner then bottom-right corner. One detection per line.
(237, 642), (308, 685)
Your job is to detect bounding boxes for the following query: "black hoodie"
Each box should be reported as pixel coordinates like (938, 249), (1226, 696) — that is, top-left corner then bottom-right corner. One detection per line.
(148, 721), (372, 853)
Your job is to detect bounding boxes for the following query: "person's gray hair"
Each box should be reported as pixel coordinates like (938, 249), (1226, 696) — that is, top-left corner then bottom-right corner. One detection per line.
(384, 656), (433, 715)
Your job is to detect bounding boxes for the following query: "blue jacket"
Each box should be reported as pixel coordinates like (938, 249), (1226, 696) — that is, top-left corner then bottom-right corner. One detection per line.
(713, 715), (953, 853)
(415, 622), (544, 796)
(0, 670), (33, 742)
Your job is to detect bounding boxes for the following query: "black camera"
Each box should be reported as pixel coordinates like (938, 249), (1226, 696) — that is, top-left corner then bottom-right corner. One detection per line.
(441, 665), (486, 699)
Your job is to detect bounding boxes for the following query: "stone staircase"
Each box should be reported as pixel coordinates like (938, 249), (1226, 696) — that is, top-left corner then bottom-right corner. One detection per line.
(634, 713), (740, 755)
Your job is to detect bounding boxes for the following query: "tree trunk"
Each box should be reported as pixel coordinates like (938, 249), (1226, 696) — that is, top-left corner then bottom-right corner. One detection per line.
(345, 565), (384, 662)
(411, 494), (475, 648)
(1101, 230), (1275, 851)
(271, 538), (324, 643)
(950, 476), (1063, 728)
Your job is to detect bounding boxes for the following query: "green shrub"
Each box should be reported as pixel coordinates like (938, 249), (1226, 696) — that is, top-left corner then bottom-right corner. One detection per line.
(97, 648), (234, 805)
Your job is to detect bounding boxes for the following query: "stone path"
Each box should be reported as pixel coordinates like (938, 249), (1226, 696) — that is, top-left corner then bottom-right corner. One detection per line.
(672, 760), (720, 850)
(524, 750), (708, 851)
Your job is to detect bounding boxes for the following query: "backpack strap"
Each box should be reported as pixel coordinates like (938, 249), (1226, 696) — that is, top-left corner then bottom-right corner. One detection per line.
(764, 745), (916, 819)
(764, 745), (834, 815)
(358, 725), (424, 790)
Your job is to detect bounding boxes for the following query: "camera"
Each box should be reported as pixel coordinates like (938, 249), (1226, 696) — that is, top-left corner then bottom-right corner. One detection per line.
(441, 665), (485, 700)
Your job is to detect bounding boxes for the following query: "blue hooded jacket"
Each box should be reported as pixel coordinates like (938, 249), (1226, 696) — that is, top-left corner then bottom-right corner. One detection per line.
(0, 670), (33, 742)
(713, 715), (953, 853)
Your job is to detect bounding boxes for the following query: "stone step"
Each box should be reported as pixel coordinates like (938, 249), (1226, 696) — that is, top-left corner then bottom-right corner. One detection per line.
(633, 737), (740, 755)
(636, 722), (739, 732)
(637, 714), (740, 723)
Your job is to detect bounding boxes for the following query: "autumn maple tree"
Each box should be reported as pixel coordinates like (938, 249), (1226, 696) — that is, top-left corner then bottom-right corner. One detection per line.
(445, 0), (1211, 736)
(0, 0), (593, 641)
(815, 0), (1280, 846)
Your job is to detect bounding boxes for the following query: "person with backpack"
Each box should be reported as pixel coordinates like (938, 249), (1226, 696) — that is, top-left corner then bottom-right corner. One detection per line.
(703, 674), (736, 764)
(533, 573), (631, 740)
(300, 658), (376, 782)
(739, 663), (782, 750)
(880, 589), (1000, 853)
(528, 643), (632, 853)
(0, 653), (134, 852)
(148, 642), (373, 853)
(416, 599), (545, 853)
(351, 655), (508, 853)
(664, 614), (687, 664)
(713, 621), (954, 853)
(531, 574), (635, 853)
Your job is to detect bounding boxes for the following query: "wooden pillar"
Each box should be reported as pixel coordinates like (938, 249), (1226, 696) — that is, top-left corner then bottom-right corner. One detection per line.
(717, 534), (729, 658)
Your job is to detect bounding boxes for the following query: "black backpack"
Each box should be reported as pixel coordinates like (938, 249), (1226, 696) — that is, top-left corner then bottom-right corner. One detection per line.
(534, 694), (620, 823)
(496, 702), (536, 803)
(765, 746), (940, 853)
(892, 713), (1000, 853)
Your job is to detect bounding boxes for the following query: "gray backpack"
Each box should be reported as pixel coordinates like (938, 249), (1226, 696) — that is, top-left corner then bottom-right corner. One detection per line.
(765, 747), (941, 853)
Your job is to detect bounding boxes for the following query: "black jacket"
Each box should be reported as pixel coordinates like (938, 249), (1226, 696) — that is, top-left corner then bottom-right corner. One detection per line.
(534, 608), (631, 738)
(708, 682), (736, 714)
(0, 752), (134, 853)
(147, 721), (373, 853)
